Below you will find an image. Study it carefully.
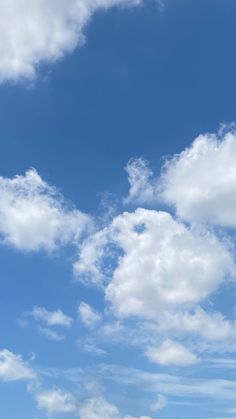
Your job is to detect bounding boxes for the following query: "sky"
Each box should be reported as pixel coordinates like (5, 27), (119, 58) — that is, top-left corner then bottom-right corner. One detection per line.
(1, 0), (236, 418)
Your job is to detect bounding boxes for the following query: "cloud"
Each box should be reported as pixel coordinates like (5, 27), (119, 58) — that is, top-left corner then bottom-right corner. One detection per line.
(78, 302), (102, 328)
(77, 337), (107, 356)
(124, 158), (157, 204)
(0, 349), (36, 381)
(0, 168), (90, 251)
(35, 384), (150, 419)
(38, 326), (65, 341)
(124, 417), (152, 419)
(100, 363), (236, 401)
(124, 128), (236, 230)
(150, 394), (167, 412)
(160, 129), (236, 227)
(107, 209), (234, 317)
(0, 0), (141, 83)
(146, 340), (198, 366)
(21, 306), (73, 341)
(74, 228), (110, 285)
(79, 397), (120, 419)
(158, 308), (236, 341)
(77, 209), (234, 318)
(35, 388), (76, 414)
(29, 306), (73, 328)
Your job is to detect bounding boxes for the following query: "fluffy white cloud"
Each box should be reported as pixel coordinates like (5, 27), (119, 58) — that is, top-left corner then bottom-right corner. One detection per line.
(160, 130), (236, 227)
(0, 169), (90, 251)
(74, 228), (110, 285)
(29, 306), (73, 327)
(78, 302), (101, 328)
(107, 209), (235, 317)
(0, 349), (36, 381)
(77, 209), (234, 318)
(36, 388), (76, 414)
(124, 129), (236, 230)
(36, 388), (149, 419)
(146, 340), (198, 366)
(159, 308), (236, 341)
(79, 397), (120, 419)
(0, 0), (141, 83)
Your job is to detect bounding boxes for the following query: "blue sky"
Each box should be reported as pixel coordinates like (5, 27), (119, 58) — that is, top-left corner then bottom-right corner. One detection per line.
(1, 1), (236, 418)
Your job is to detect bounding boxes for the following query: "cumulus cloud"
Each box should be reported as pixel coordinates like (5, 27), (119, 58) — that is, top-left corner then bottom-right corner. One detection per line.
(35, 388), (150, 419)
(160, 129), (236, 227)
(146, 340), (198, 366)
(79, 397), (120, 419)
(74, 228), (110, 285)
(124, 129), (236, 230)
(0, 0), (141, 83)
(29, 306), (73, 328)
(35, 388), (76, 414)
(78, 302), (102, 328)
(159, 308), (236, 341)
(0, 168), (90, 251)
(77, 208), (234, 318)
(107, 209), (235, 317)
(0, 349), (36, 381)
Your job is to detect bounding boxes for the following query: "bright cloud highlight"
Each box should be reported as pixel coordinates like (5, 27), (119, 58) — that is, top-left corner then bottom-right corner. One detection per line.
(78, 302), (102, 328)
(146, 340), (198, 366)
(0, 168), (90, 251)
(0, 349), (36, 382)
(0, 0), (141, 83)
(76, 208), (234, 318)
(35, 388), (76, 414)
(29, 306), (73, 328)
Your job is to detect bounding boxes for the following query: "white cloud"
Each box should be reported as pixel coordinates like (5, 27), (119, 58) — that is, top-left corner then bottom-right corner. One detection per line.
(159, 308), (236, 341)
(29, 306), (73, 328)
(100, 363), (236, 402)
(146, 340), (198, 366)
(74, 228), (110, 285)
(0, 168), (90, 251)
(99, 209), (233, 318)
(79, 397), (120, 419)
(78, 302), (102, 328)
(74, 207), (236, 362)
(124, 129), (236, 230)
(36, 388), (76, 414)
(124, 416), (152, 419)
(160, 129), (236, 227)
(77, 337), (107, 356)
(38, 326), (65, 341)
(124, 158), (157, 204)
(150, 394), (167, 411)
(0, 349), (36, 381)
(75, 208), (234, 321)
(36, 388), (150, 419)
(0, 0), (141, 83)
